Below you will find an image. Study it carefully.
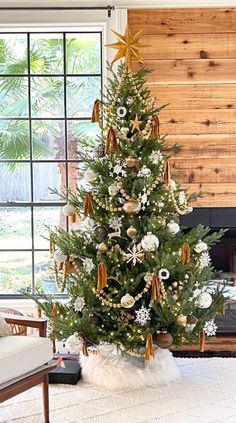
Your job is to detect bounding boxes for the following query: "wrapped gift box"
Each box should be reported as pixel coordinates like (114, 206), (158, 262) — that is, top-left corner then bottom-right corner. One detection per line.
(48, 354), (81, 385)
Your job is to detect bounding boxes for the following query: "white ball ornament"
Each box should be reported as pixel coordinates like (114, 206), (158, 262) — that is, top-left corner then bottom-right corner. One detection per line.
(65, 332), (84, 354)
(167, 221), (180, 235)
(120, 293), (135, 308)
(62, 204), (76, 216)
(141, 232), (159, 252)
(108, 184), (119, 197)
(54, 249), (67, 263)
(197, 292), (213, 309)
(84, 168), (97, 182)
(194, 240), (208, 254)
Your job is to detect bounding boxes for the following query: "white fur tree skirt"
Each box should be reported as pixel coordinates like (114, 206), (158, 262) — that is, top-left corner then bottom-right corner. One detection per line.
(1, 358), (236, 423)
(80, 348), (180, 390)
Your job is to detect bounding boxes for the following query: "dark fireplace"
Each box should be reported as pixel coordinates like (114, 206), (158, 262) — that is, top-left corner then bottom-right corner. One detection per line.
(181, 207), (236, 336)
(181, 207), (236, 282)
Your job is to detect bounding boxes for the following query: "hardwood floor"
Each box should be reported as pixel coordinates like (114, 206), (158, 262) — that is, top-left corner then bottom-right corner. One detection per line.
(171, 336), (236, 357)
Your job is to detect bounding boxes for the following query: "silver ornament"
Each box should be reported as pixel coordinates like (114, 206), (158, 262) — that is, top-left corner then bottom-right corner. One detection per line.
(197, 292), (212, 309)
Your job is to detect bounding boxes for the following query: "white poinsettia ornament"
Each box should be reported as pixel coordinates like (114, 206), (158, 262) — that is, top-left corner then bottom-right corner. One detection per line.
(82, 258), (95, 274)
(141, 232), (159, 252)
(74, 296), (85, 312)
(194, 240), (208, 254)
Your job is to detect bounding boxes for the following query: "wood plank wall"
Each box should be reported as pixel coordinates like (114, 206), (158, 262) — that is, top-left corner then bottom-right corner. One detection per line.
(129, 8), (236, 207)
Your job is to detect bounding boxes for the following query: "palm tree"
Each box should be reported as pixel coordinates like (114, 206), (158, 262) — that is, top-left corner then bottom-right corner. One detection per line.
(0, 33), (101, 202)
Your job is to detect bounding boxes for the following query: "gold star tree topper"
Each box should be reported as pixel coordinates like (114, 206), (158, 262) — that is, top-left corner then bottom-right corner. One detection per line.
(106, 25), (148, 69)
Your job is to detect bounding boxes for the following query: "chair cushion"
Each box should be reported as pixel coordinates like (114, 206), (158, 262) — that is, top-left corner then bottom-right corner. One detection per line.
(0, 336), (52, 385)
(0, 314), (9, 337)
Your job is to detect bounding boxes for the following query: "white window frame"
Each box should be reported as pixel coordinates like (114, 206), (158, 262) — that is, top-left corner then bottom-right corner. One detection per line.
(0, 7), (127, 311)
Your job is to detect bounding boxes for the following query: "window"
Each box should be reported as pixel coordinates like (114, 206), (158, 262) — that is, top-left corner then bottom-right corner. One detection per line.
(0, 30), (102, 296)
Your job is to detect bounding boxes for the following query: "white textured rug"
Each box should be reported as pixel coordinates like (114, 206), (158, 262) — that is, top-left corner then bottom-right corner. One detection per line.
(1, 358), (236, 423)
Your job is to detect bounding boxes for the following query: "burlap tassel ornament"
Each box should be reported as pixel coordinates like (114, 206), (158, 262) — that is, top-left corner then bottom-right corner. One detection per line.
(70, 212), (77, 224)
(150, 115), (160, 139)
(58, 262), (64, 271)
(151, 275), (161, 301)
(97, 262), (107, 291)
(91, 99), (100, 123)
(163, 161), (171, 186)
(51, 303), (58, 318)
(84, 193), (94, 215)
(64, 257), (72, 274)
(105, 128), (119, 154)
(78, 332), (89, 357)
(181, 242), (191, 265)
(144, 333), (155, 360)
(199, 329), (205, 353)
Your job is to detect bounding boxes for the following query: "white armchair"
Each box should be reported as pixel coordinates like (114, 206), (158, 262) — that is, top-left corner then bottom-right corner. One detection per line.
(0, 313), (55, 423)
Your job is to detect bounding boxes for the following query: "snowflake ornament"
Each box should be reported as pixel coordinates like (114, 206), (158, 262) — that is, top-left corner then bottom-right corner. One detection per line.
(198, 252), (211, 269)
(109, 160), (126, 179)
(138, 187), (150, 210)
(74, 296), (85, 312)
(149, 150), (163, 165)
(138, 165), (152, 178)
(203, 320), (217, 336)
(135, 306), (151, 326)
(108, 216), (123, 230)
(82, 258), (95, 274)
(125, 243), (144, 265)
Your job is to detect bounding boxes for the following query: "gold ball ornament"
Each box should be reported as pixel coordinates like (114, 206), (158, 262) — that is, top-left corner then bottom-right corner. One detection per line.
(120, 293), (135, 308)
(156, 331), (173, 349)
(98, 243), (108, 254)
(127, 226), (137, 239)
(176, 314), (187, 326)
(123, 198), (141, 215)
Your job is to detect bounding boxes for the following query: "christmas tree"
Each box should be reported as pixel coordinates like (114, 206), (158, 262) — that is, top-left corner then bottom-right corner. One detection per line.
(36, 26), (225, 383)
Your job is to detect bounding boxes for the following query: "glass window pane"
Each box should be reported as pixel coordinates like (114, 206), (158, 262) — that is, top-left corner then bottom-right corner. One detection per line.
(32, 120), (65, 160)
(0, 34), (27, 75)
(31, 76), (64, 118)
(0, 76), (28, 117)
(0, 120), (30, 160)
(68, 162), (80, 193)
(66, 76), (101, 118)
(0, 251), (32, 294)
(33, 162), (64, 202)
(34, 251), (56, 294)
(67, 120), (99, 159)
(34, 206), (66, 249)
(30, 33), (63, 74)
(0, 163), (31, 202)
(0, 207), (31, 249)
(66, 33), (101, 74)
